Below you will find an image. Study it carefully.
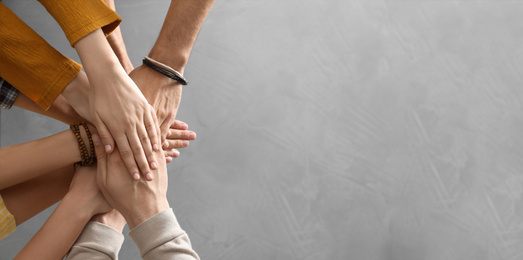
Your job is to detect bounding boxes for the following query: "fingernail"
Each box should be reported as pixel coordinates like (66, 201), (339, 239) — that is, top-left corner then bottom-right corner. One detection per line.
(166, 157), (172, 163)
(133, 173), (140, 180)
(163, 140), (169, 148)
(146, 173), (153, 181)
(182, 123), (188, 128)
(153, 144), (159, 151)
(168, 130), (172, 136)
(182, 141), (189, 147)
(189, 132), (196, 139)
(151, 161), (158, 169)
(105, 145), (112, 152)
(173, 149), (180, 157)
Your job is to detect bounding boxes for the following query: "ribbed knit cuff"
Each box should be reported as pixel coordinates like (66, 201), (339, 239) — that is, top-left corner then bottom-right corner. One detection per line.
(66, 221), (124, 259)
(128, 208), (186, 257)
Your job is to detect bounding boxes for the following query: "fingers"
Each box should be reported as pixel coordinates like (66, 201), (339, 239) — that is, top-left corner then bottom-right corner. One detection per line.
(163, 148), (180, 160)
(164, 128), (195, 150)
(164, 139), (190, 150)
(163, 148), (179, 163)
(140, 108), (159, 172)
(171, 120), (188, 130)
(145, 105), (161, 152)
(167, 128), (196, 141)
(126, 125), (154, 181)
(160, 112), (175, 149)
(95, 117), (115, 154)
(92, 134), (108, 187)
(114, 133), (143, 181)
(92, 134), (107, 162)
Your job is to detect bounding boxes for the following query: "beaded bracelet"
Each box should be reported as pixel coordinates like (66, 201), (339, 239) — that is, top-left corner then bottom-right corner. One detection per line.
(70, 123), (96, 167)
(142, 56), (188, 85)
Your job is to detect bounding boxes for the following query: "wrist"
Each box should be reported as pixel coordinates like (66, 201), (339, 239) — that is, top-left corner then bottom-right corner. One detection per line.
(61, 72), (93, 123)
(75, 29), (124, 80)
(140, 64), (183, 88)
(61, 72), (89, 105)
(125, 198), (169, 230)
(147, 51), (188, 74)
(91, 210), (126, 232)
(62, 193), (98, 221)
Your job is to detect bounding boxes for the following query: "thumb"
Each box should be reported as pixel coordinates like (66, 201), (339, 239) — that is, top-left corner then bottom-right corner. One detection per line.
(92, 134), (107, 161)
(95, 117), (115, 154)
(160, 112), (174, 149)
(92, 134), (108, 190)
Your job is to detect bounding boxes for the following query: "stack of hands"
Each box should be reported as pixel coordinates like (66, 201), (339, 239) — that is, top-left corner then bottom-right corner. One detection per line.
(1, 0), (216, 258)
(67, 119), (193, 231)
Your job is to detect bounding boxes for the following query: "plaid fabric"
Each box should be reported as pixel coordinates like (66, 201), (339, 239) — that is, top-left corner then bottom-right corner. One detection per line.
(0, 78), (19, 110)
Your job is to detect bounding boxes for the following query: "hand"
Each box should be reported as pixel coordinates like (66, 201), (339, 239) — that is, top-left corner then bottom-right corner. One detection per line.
(75, 29), (161, 181)
(60, 71), (92, 123)
(164, 120), (197, 162)
(129, 65), (182, 147)
(93, 134), (169, 229)
(89, 68), (161, 181)
(68, 166), (112, 216)
(91, 209), (126, 233)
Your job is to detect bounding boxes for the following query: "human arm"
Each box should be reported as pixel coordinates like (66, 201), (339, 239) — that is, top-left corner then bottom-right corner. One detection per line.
(0, 2), (82, 110)
(130, 0), (215, 145)
(129, 209), (198, 260)
(64, 221), (124, 260)
(14, 93), (84, 125)
(0, 125), (92, 190)
(65, 209), (126, 260)
(75, 28), (158, 181)
(37, 0), (158, 180)
(1, 165), (74, 228)
(103, 0), (134, 74)
(14, 166), (111, 260)
(93, 134), (199, 259)
(14, 71), (90, 124)
(65, 209), (197, 260)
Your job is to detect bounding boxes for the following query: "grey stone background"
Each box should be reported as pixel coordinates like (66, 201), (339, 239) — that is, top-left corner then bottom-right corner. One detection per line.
(2, 0), (523, 259)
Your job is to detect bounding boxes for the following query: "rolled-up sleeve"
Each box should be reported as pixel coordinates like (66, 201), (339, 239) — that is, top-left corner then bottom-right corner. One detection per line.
(0, 2), (82, 110)
(38, 0), (122, 47)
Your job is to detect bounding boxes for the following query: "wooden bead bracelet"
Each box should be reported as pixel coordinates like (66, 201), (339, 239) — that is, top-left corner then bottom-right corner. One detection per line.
(70, 123), (96, 167)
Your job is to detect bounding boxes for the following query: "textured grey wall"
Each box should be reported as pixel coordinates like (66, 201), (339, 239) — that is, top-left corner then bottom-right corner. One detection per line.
(2, 0), (523, 259)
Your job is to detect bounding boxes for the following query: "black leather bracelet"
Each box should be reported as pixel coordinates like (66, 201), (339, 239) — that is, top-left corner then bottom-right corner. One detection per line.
(142, 57), (188, 85)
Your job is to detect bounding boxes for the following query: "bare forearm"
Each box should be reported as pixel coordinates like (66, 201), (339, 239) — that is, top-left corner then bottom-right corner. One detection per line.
(103, 0), (134, 73)
(149, 0), (216, 72)
(0, 131), (79, 190)
(14, 93), (83, 125)
(75, 29), (123, 83)
(1, 166), (74, 225)
(107, 27), (134, 73)
(134, 0), (215, 130)
(15, 195), (93, 260)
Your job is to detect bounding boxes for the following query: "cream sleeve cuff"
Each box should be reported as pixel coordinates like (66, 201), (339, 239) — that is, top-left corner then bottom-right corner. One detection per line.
(65, 221), (124, 260)
(129, 208), (199, 260)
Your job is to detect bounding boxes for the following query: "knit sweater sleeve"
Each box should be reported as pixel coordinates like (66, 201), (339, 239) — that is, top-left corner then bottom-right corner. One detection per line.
(38, 0), (122, 47)
(129, 209), (200, 260)
(65, 221), (125, 260)
(0, 2), (82, 110)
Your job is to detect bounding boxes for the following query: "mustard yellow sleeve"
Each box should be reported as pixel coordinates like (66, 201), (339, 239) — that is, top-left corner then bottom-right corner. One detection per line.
(0, 2), (82, 110)
(38, 0), (122, 47)
(0, 194), (16, 241)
